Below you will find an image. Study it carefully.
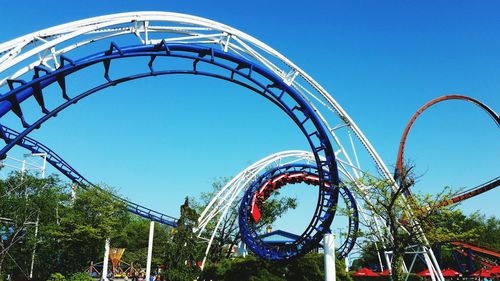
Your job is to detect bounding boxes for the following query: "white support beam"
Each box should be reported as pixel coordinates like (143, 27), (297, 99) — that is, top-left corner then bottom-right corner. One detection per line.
(145, 221), (155, 280)
(102, 238), (110, 281)
(29, 215), (39, 279)
(324, 233), (336, 281)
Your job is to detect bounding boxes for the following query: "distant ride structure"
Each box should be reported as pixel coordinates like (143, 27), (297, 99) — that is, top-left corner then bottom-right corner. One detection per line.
(394, 95), (500, 207)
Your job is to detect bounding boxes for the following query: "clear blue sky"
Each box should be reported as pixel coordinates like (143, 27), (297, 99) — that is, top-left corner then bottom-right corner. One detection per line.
(0, 1), (498, 235)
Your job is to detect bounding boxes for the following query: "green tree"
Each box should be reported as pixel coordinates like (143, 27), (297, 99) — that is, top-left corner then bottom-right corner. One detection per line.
(46, 272), (66, 281)
(425, 210), (498, 270)
(0, 172), (64, 279)
(348, 157), (500, 281)
(353, 209), (499, 273)
(113, 217), (173, 269)
(42, 185), (128, 276)
(468, 213), (499, 250)
(67, 272), (94, 281)
(0, 173), (117, 280)
(351, 167), (467, 281)
(163, 198), (203, 281)
(0, 172), (165, 279)
(287, 253), (324, 281)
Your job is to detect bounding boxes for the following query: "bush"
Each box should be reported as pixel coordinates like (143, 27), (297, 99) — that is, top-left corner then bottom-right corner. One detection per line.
(406, 273), (422, 281)
(201, 253), (352, 281)
(352, 276), (380, 281)
(68, 272), (93, 281)
(46, 273), (66, 281)
(354, 273), (421, 281)
(287, 253), (324, 281)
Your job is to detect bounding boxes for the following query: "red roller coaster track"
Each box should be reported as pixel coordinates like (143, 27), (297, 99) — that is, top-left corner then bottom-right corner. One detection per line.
(394, 95), (499, 207)
(451, 242), (500, 259)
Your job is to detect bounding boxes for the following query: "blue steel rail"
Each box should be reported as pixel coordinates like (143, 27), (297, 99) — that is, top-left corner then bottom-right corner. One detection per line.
(0, 124), (179, 227)
(238, 164), (358, 260)
(0, 41), (340, 260)
(337, 183), (359, 259)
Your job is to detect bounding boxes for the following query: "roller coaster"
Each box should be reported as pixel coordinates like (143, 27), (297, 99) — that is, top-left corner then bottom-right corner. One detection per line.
(394, 95), (500, 207)
(0, 12), (498, 280)
(441, 242), (500, 274)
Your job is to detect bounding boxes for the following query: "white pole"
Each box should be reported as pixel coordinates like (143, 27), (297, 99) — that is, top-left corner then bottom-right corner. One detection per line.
(70, 183), (77, 205)
(102, 238), (110, 281)
(237, 240), (247, 258)
(427, 247), (444, 281)
(146, 221), (155, 281)
(384, 251), (392, 272)
(29, 215), (39, 279)
(345, 255), (349, 272)
(40, 154), (46, 178)
(423, 250), (437, 281)
(324, 233), (336, 281)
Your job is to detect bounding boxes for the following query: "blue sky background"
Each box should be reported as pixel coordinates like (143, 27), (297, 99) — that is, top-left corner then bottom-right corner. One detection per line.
(0, 1), (498, 238)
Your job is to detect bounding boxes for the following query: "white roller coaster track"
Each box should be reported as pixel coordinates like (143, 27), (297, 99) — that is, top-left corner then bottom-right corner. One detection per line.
(0, 12), (443, 281)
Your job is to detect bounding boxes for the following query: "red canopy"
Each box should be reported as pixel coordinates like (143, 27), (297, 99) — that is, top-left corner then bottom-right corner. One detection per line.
(379, 269), (391, 276)
(441, 268), (462, 277)
(353, 268), (380, 277)
(470, 269), (491, 278)
(489, 266), (500, 275)
(418, 269), (431, 277)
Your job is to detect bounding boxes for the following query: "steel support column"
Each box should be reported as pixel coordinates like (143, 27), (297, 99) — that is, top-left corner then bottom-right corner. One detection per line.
(324, 233), (336, 281)
(102, 238), (110, 281)
(146, 221), (155, 280)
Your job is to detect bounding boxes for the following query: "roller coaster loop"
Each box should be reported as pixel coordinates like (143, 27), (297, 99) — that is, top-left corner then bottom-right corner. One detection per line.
(239, 164), (358, 260)
(394, 94), (499, 207)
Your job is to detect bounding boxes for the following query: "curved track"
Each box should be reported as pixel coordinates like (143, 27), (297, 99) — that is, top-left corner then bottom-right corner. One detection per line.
(0, 41), (340, 260)
(239, 164), (338, 260)
(0, 124), (179, 226)
(0, 12), (401, 190)
(239, 164), (358, 260)
(394, 95), (500, 206)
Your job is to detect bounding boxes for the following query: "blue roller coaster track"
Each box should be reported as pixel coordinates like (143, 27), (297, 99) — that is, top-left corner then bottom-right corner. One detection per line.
(0, 124), (179, 226)
(0, 41), (341, 260)
(239, 164), (358, 260)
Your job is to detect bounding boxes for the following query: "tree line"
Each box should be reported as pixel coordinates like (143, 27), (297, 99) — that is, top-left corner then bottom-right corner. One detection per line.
(0, 173), (300, 281)
(1, 171), (498, 281)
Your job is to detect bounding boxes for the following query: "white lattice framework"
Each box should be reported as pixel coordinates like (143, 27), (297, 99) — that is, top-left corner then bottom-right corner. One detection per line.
(0, 12), (444, 281)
